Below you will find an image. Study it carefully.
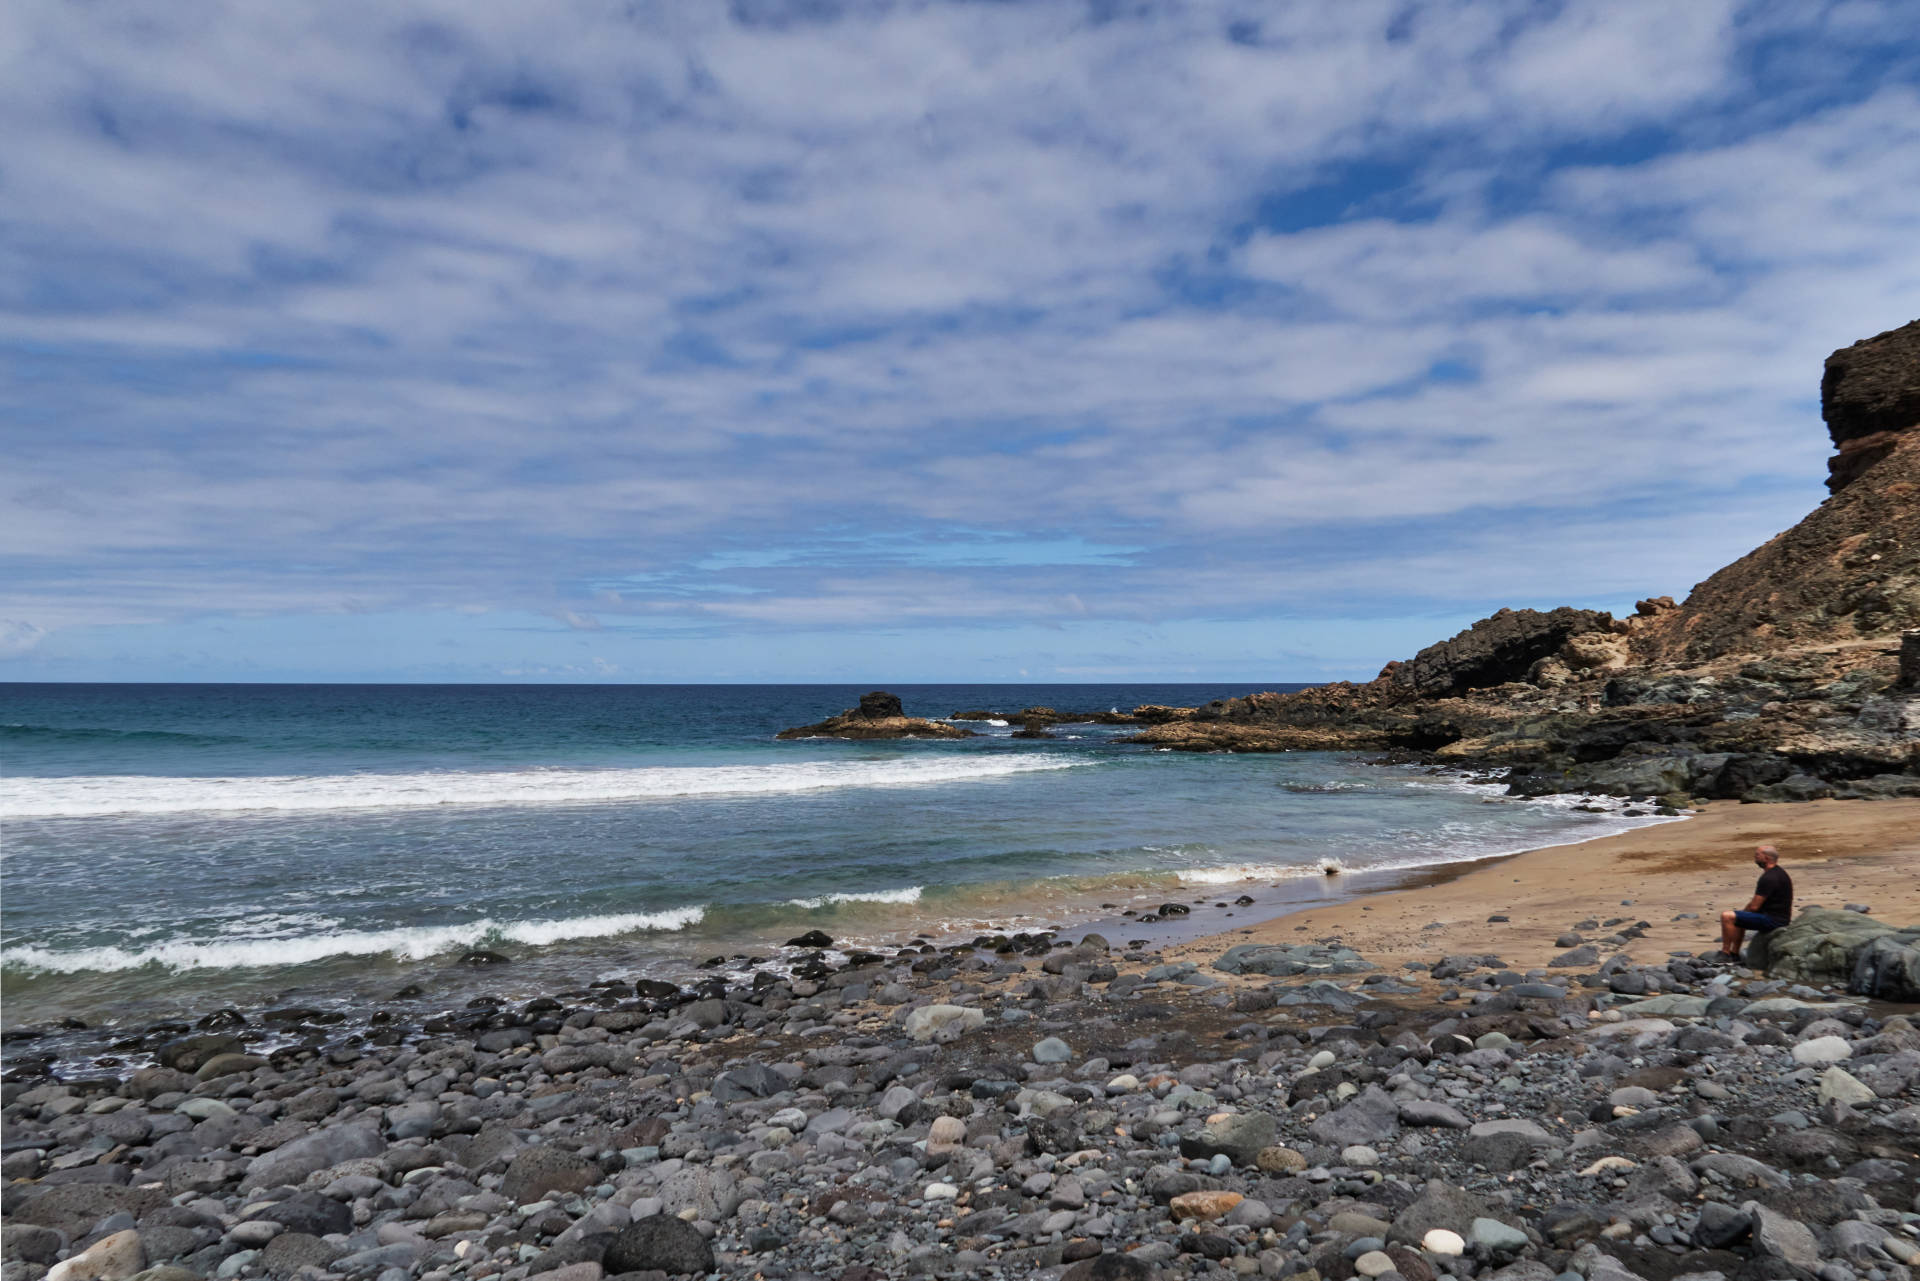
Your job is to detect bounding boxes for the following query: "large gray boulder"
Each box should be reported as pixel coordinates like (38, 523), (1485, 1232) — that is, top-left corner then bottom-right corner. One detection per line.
(1850, 930), (1920, 1001)
(1214, 942), (1373, 977)
(1748, 907), (1903, 981)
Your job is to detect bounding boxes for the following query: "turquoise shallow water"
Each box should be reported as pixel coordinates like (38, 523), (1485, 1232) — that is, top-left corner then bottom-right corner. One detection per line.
(1, 683), (1668, 1031)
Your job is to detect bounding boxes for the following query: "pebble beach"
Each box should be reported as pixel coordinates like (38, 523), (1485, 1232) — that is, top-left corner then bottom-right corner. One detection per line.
(6, 799), (1918, 1281)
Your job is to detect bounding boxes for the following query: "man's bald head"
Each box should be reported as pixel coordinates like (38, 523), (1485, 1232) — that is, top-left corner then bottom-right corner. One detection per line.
(1755, 844), (1780, 866)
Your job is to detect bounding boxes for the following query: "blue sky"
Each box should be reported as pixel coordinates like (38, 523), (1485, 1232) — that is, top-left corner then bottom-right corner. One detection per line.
(3, 0), (1918, 683)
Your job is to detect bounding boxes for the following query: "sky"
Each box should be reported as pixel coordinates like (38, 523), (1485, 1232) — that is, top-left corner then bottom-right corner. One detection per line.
(3, 0), (1919, 684)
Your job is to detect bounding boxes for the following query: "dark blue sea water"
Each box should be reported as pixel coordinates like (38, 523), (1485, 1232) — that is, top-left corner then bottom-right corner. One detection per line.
(2, 683), (1668, 1033)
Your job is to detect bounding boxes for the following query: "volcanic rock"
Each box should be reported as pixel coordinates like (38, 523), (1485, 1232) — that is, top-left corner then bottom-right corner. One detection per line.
(776, 691), (975, 739)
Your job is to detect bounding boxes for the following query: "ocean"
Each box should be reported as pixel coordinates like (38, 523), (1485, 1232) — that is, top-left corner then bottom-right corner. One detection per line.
(1, 682), (1668, 1053)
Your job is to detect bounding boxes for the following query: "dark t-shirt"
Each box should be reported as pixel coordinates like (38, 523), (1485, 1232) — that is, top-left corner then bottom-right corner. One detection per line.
(1754, 865), (1793, 924)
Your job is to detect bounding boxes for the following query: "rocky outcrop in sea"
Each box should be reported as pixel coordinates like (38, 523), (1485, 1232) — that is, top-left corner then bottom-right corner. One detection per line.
(1126, 322), (1920, 804)
(776, 693), (976, 741)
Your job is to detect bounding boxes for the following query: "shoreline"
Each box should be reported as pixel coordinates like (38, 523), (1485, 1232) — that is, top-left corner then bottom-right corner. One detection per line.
(0, 776), (1676, 1055)
(1164, 796), (1920, 978)
(7, 805), (1919, 1281)
(6, 788), (1915, 1073)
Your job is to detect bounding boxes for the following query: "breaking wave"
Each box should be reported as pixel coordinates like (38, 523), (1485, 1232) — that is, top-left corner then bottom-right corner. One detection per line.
(1, 756), (1084, 818)
(2, 907), (708, 976)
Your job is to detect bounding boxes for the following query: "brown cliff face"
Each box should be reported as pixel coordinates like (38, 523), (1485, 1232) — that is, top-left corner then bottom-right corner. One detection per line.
(1823, 318), (1920, 492)
(1633, 319), (1920, 666)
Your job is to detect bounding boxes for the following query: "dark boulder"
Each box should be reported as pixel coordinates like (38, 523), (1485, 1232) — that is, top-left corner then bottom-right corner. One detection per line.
(1850, 931), (1920, 1001)
(153, 1034), (243, 1073)
(856, 690), (904, 719)
(604, 1216), (714, 1276)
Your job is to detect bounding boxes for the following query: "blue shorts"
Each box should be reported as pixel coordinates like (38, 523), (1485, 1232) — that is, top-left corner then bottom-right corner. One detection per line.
(1732, 910), (1783, 932)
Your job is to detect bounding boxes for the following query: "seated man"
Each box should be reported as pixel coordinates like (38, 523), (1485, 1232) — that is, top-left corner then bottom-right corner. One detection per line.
(1720, 843), (1792, 960)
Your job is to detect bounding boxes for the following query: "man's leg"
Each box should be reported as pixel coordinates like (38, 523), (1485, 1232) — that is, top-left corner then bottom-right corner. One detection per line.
(1719, 909), (1744, 957)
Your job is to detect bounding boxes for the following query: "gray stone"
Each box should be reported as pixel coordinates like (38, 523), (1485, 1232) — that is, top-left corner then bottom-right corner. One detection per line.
(1178, 1112), (1276, 1167)
(238, 1123), (384, 1192)
(1622, 1155), (1697, 1201)
(500, 1146), (602, 1206)
(1851, 932), (1920, 1001)
(259, 1233), (344, 1281)
(1033, 1037), (1072, 1064)
(1742, 1201), (1819, 1269)
(330, 1243), (419, 1277)
(1398, 1100), (1471, 1129)
(1307, 1085), (1401, 1147)
(10, 1187), (168, 1242)
(678, 998), (730, 1029)
(603, 1217), (714, 1276)
(1469, 1218), (1529, 1253)
(255, 1191), (349, 1237)
(2, 1227), (64, 1266)
(1389, 1181), (1493, 1245)
(710, 1063), (783, 1101)
(656, 1166), (740, 1222)
(1689, 1203), (1750, 1251)
(384, 1101), (439, 1140)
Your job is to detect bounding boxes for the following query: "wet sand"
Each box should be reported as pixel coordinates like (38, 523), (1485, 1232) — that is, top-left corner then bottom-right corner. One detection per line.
(1166, 797), (1920, 972)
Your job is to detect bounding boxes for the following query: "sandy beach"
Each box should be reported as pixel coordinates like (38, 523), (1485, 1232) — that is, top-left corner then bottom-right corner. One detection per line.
(1168, 796), (1920, 976)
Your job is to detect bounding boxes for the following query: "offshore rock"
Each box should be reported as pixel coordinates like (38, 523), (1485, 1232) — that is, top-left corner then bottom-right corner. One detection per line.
(777, 690), (975, 739)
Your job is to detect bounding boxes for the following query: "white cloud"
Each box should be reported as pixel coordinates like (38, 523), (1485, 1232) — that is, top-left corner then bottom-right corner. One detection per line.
(1, 0), (1914, 674)
(0, 620), (47, 656)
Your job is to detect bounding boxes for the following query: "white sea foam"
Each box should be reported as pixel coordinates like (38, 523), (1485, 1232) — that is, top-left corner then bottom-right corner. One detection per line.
(0, 756), (1082, 818)
(783, 886), (924, 909)
(1179, 859), (1344, 884)
(1, 906), (707, 975)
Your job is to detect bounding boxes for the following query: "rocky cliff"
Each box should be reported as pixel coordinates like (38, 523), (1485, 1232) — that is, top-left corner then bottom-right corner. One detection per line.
(1131, 321), (1920, 803)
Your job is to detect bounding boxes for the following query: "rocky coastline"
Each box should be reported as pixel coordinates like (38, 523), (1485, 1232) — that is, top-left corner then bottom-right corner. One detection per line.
(6, 893), (1919, 1281)
(1114, 322), (1920, 808)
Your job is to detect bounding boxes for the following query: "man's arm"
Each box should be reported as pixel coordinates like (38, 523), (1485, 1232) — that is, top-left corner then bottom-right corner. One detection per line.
(1744, 893), (1766, 912)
